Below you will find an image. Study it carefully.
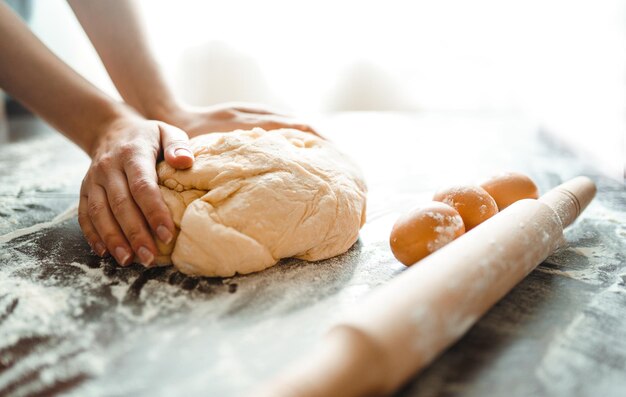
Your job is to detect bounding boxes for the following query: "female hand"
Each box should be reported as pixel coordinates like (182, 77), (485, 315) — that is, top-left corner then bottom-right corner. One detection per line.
(78, 114), (194, 266)
(160, 102), (319, 138)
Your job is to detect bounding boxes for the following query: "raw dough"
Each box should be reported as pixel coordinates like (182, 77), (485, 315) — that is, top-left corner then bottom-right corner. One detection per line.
(155, 128), (367, 277)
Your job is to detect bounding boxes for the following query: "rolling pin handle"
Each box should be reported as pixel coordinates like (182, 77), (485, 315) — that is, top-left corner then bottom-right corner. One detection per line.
(539, 176), (596, 228)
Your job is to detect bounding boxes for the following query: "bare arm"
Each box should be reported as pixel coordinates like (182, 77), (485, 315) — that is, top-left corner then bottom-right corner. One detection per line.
(0, 1), (125, 153)
(68, 0), (317, 136)
(66, 0), (176, 120)
(0, 2), (191, 267)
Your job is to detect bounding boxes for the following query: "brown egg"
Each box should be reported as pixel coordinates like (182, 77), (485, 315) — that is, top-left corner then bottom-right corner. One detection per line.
(480, 172), (539, 210)
(390, 202), (465, 266)
(432, 185), (498, 231)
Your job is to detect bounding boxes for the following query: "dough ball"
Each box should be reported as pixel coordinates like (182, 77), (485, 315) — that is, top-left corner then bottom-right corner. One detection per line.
(390, 202), (465, 266)
(480, 172), (539, 210)
(155, 128), (367, 277)
(432, 185), (498, 230)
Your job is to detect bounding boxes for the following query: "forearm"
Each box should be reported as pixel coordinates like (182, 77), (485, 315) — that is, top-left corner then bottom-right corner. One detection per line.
(67, 0), (179, 121)
(0, 2), (130, 155)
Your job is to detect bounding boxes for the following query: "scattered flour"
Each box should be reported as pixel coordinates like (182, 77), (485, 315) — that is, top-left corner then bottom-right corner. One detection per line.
(0, 203), (78, 244)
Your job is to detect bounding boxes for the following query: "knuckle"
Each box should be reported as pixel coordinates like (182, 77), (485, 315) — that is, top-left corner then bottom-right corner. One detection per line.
(126, 227), (148, 247)
(144, 206), (168, 226)
(124, 227), (152, 249)
(118, 143), (138, 159)
(87, 200), (106, 217)
(109, 194), (127, 213)
(124, 157), (145, 172)
(130, 177), (156, 195)
(93, 155), (113, 172)
(101, 231), (122, 247)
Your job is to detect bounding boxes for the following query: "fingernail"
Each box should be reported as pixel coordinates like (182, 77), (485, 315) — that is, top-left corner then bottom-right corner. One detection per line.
(95, 242), (107, 257)
(114, 246), (131, 265)
(174, 148), (193, 158)
(157, 225), (173, 244)
(137, 246), (154, 267)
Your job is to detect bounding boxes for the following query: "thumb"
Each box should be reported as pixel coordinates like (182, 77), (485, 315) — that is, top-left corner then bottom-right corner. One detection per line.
(159, 122), (194, 169)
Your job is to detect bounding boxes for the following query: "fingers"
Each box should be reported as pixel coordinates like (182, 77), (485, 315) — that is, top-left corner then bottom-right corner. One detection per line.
(160, 123), (194, 169)
(228, 102), (287, 116)
(78, 179), (107, 257)
(228, 106), (317, 134)
(231, 105), (318, 135)
(77, 118), (181, 268)
(124, 156), (176, 247)
(81, 148), (174, 267)
(87, 183), (134, 266)
(243, 114), (320, 137)
(97, 168), (158, 267)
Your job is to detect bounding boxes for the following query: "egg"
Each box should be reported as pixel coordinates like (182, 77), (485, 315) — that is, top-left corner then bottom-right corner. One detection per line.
(480, 172), (539, 210)
(390, 202), (465, 266)
(432, 185), (498, 230)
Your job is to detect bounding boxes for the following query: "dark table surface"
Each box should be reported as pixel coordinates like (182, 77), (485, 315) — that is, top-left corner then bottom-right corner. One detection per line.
(0, 112), (624, 397)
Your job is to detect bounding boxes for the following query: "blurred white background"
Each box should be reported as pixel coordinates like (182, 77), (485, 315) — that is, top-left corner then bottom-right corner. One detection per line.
(21, 0), (626, 180)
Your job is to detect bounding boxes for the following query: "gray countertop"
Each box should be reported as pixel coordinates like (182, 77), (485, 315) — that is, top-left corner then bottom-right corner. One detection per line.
(0, 112), (624, 396)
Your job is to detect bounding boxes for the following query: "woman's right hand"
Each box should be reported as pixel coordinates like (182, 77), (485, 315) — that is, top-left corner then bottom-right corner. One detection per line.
(158, 102), (319, 139)
(78, 113), (194, 266)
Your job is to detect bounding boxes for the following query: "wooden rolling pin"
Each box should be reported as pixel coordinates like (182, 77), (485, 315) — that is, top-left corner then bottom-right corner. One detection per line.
(254, 176), (596, 397)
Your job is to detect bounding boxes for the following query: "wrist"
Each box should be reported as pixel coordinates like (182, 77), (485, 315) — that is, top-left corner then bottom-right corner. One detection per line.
(141, 97), (185, 124)
(85, 101), (139, 157)
(148, 101), (200, 134)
